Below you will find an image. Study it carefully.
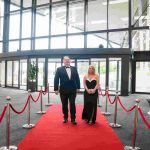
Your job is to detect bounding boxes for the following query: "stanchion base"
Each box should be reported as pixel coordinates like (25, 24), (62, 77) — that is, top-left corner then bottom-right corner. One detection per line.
(0, 145), (17, 150)
(101, 112), (111, 116)
(45, 103), (52, 106)
(97, 104), (102, 107)
(124, 146), (141, 150)
(22, 124), (35, 129)
(147, 111), (150, 115)
(109, 123), (122, 128)
(36, 111), (46, 114)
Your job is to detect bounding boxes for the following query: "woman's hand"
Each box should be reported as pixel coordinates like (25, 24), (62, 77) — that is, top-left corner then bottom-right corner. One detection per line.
(91, 89), (95, 94)
(87, 89), (92, 94)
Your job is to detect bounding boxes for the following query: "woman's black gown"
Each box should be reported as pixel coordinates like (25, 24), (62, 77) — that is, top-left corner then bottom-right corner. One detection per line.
(82, 79), (98, 123)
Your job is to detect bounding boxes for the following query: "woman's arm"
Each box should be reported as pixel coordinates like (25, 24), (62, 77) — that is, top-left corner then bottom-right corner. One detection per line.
(83, 75), (91, 94)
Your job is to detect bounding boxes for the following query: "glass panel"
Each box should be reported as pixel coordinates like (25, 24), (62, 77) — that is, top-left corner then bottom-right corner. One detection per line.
(109, 58), (121, 92)
(0, 62), (1, 86)
(51, 4), (66, 35)
(48, 59), (61, 89)
(87, 0), (107, 31)
(36, 6), (49, 36)
(0, 17), (3, 41)
(23, 0), (32, 8)
(20, 59), (27, 90)
(9, 12), (20, 39)
(13, 61), (19, 87)
(136, 62), (150, 92)
(1, 61), (5, 87)
(87, 33), (107, 48)
(38, 58), (45, 90)
(0, 42), (2, 53)
(91, 58), (106, 90)
(36, 0), (50, 6)
(132, 30), (150, 51)
(0, 0), (4, 16)
(108, 0), (128, 29)
(21, 40), (31, 51)
(68, 35), (84, 48)
(9, 40), (19, 52)
(68, 1), (84, 33)
(52, 0), (61, 2)
(35, 38), (48, 50)
(7, 61), (12, 86)
(22, 10), (31, 38)
(51, 36), (66, 49)
(10, 0), (21, 11)
(109, 31), (129, 48)
(77, 59), (89, 89)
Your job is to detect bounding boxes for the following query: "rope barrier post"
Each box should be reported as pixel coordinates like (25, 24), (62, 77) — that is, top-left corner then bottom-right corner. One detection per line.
(37, 86), (46, 114)
(0, 96), (17, 150)
(109, 91), (122, 128)
(102, 87), (111, 116)
(124, 99), (141, 150)
(97, 94), (102, 107)
(45, 83), (52, 106)
(23, 89), (35, 129)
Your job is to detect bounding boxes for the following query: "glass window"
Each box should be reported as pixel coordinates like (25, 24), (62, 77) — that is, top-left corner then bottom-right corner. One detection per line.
(68, 1), (84, 33)
(0, 17), (3, 41)
(0, 0), (4, 16)
(87, 0), (107, 31)
(36, 6), (49, 37)
(68, 35), (84, 48)
(35, 38), (48, 50)
(10, 0), (21, 11)
(132, 30), (150, 51)
(0, 42), (2, 53)
(87, 33), (107, 48)
(7, 61), (12, 86)
(51, 4), (66, 35)
(108, 31), (129, 48)
(108, 0), (128, 29)
(13, 61), (19, 87)
(1, 61), (5, 87)
(36, 0), (50, 6)
(21, 40), (31, 51)
(136, 62), (150, 92)
(51, 36), (66, 49)
(9, 40), (19, 52)
(9, 12), (20, 39)
(23, 0), (32, 8)
(22, 10), (31, 38)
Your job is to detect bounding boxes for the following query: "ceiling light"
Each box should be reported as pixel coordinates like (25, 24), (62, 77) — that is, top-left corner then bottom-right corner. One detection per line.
(103, 0), (128, 5)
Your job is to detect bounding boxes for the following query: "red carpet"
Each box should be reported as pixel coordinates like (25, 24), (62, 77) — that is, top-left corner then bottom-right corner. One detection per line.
(18, 105), (124, 150)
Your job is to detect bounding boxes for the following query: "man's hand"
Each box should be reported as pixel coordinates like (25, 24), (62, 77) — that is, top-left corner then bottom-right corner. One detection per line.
(55, 91), (59, 95)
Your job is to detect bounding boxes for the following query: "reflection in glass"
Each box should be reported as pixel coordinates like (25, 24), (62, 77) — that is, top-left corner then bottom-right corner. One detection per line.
(1, 61), (5, 87)
(51, 36), (66, 49)
(87, 33), (107, 48)
(0, 1), (4, 16)
(87, 0), (107, 31)
(21, 40), (31, 51)
(22, 10), (31, 38)
(0, 17), (3, 41)
(36, 0), (50, 6)
(51, 5), (66, 35)
(35, 38), (48, 50)
(23, 0), (32, 8)
(109, 31), (129, 48)
(68, 1), (84, 33)
(7, 61), (12, 86)
(13, 61), (19, 87)
(77, 59), (89, 88)
(136, 62), (150, 92)
(9, 12), (20, 39)
(10, 0), (20, 11)
(20, 59), (27, 90)
(68, 35), (84, 48)
(36, 6), (49, 36)
(9, 40), (19, 52)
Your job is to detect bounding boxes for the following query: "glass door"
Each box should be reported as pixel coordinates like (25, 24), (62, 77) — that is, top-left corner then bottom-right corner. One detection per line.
(1, 61), (5, 87)
(7, 61), (13, 87)
(13, 61), (19, 87)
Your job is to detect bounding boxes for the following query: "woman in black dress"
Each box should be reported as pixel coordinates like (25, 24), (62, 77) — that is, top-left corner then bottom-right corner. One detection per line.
(82, 65), (99, 124)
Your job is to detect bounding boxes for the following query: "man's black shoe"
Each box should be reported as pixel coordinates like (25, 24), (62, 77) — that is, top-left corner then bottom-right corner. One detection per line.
(63, 119), (68, 123)
(71, 120), (77, 125)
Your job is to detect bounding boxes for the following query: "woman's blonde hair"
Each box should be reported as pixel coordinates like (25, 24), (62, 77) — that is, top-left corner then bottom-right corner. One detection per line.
(88, 65), (95, 74)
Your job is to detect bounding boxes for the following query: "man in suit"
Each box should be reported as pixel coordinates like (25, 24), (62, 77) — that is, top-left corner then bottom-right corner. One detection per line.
(54, 56), (80, 125)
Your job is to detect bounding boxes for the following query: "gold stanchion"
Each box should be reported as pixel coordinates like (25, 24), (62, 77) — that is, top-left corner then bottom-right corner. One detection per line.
(109, 91), (122, 128)
(37, 86), (46, 114)
(23, 89), (35, 129)
(102, 87), (111, 116)
(45, 83), (52, 106)
(0, 96), (17, 150)
(124, 99), (141, 150)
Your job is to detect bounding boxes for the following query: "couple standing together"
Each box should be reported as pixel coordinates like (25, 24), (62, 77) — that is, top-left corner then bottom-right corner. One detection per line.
(54, 56), (99, 125)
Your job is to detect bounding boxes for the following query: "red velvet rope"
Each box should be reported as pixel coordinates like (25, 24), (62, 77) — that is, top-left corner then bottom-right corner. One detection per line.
(117, 96), (136, 112)
(30, 91), (41, 102)
(10, 95), (30, 114)
(99, 87), (106, 97)
(107, 91), (116, 104)
(138, 107), (150, 129)
(42, 87), (48, 95)
(0, 106), (7, 124)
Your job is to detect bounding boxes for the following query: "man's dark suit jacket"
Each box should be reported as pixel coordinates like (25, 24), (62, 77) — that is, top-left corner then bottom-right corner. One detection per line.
(54, 66), (80, 94)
